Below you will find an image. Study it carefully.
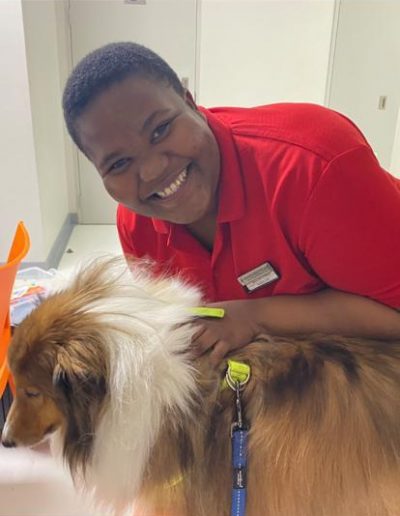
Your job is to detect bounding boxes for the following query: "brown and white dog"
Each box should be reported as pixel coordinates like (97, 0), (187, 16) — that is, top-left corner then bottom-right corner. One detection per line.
(2, 257), (400, 516)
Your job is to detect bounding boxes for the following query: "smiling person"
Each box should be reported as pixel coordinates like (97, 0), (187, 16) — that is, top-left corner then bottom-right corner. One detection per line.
(62, 42), (400, 365)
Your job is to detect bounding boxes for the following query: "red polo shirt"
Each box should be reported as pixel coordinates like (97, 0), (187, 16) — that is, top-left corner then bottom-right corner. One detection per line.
(117, 103), (400, 307)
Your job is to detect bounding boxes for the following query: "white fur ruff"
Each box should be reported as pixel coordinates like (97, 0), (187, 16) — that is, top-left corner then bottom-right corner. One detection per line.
(51, 258), (202, 514)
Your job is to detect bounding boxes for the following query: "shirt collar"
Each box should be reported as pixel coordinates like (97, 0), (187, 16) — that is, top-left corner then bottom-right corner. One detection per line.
(152, 106), (245, 236)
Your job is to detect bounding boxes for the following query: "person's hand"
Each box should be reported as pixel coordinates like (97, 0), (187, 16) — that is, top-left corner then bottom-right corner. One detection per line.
(191, 299), (262, 367)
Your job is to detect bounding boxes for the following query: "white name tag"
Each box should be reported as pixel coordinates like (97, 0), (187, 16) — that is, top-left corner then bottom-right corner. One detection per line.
(237, 262), (279, 293)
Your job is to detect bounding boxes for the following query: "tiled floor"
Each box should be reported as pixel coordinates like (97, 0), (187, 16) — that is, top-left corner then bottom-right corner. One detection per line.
(1, 225), (122, 516)
(58, 224), (121, 274)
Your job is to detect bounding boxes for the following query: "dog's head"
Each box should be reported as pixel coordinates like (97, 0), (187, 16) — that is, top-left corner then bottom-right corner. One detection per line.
(1, 285), (108, 471)
(1, 257), (201, 507)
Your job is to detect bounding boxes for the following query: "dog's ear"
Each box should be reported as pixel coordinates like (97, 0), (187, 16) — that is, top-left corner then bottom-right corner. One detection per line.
(52, 341), (107, 400)
(52, 340), (108, 472)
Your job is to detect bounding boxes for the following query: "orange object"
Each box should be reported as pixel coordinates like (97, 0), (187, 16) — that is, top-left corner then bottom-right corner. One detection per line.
(0, 222), (30, 397)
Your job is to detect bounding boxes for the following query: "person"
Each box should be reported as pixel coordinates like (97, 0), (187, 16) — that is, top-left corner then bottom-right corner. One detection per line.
(62, 41), (400, 366)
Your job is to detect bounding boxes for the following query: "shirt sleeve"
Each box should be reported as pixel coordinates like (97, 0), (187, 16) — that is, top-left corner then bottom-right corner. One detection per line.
(299, 145), (400, 308)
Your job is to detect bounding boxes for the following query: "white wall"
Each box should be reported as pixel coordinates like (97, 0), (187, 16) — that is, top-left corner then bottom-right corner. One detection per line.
(389, 109), (400, 178)
(0, 0), (44, 262)
(21, 0), (70, 257)
(198, 0), (335, 107)
(54, 0), (80, 215)
(0, 0), (73, 264)
(328, 0), (400, 169)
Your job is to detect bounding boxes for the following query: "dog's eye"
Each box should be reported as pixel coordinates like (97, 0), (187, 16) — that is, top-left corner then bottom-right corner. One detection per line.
(24, 388), (41, 398)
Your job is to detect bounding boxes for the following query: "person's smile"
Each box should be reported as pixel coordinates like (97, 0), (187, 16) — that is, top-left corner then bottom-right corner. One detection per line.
(145, 164), (189, 201)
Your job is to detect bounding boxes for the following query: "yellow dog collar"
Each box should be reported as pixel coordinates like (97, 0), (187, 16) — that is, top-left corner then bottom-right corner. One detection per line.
(222, 360), (251, 391)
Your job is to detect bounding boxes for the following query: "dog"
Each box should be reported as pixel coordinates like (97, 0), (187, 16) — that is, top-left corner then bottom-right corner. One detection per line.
(2, 257), (400, 516)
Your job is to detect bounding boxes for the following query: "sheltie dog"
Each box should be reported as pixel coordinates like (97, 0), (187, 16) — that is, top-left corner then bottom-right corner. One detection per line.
(2, 257), (400, 516)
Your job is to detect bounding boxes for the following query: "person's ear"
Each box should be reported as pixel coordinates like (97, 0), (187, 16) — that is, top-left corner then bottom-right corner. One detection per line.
(184, 89), (206, 120)
(184, 89), (197, 109)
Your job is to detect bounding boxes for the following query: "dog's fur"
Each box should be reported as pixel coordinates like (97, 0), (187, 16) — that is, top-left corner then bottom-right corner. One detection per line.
(2, 257), (400, 516)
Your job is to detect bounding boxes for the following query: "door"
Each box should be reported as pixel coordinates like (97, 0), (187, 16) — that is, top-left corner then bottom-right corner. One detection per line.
(327, 0), (400, 170)
(68, 0), (198, 223)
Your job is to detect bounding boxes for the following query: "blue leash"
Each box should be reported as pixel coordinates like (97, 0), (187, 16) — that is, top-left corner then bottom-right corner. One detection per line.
(230, 380), (249, 516)
(222, 360), (251, 516)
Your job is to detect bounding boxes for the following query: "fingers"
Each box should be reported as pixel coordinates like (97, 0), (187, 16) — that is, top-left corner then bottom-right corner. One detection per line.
(191, 324), (234, 366)
(191, 324), (208, 342)
(191, 325), (219, 356)
(209, 340), (232, 368)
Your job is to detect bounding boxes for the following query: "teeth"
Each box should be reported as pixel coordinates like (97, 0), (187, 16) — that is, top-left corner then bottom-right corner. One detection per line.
(157, 169), (188, 199)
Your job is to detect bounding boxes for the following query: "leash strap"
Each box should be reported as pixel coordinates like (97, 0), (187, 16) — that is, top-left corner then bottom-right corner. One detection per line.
(231, 425), (248, 516)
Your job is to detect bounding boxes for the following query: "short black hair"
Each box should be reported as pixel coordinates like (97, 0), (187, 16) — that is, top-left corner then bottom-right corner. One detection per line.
(62, 41), (185, 150)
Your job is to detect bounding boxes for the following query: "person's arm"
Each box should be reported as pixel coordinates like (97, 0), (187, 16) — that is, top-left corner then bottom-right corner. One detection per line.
(253, 289), (400, 337)
(191, 291), (400, 366)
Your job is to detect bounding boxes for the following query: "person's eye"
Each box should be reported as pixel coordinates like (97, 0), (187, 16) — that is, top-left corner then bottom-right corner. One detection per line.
(108, 158), (131, 174)
(151, 121), (171, 143)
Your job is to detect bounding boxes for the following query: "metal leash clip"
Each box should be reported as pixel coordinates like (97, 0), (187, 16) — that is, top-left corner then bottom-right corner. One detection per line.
(231, 380), (246, 436)
(223, 360), (251, 435)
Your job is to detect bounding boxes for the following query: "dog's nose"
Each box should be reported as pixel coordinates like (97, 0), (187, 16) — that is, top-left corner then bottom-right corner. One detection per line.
(1, 438), (16, 448)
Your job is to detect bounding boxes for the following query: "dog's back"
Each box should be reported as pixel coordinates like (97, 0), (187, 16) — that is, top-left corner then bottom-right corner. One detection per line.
(142, 334), (400, 516)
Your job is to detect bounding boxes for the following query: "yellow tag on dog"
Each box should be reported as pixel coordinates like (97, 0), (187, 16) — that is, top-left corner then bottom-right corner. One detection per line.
(189, 307), (225, 318)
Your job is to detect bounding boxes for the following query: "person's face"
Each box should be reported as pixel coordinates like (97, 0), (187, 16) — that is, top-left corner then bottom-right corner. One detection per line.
(76, 75), (220, 225)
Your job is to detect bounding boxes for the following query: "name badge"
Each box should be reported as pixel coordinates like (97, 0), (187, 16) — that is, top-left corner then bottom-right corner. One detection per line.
(237, 262), (279, 293)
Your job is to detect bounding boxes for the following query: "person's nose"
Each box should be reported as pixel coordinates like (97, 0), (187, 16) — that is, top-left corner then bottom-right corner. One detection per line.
(138, 151), (168, 183)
